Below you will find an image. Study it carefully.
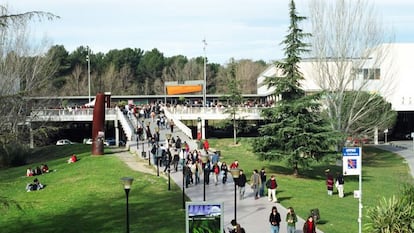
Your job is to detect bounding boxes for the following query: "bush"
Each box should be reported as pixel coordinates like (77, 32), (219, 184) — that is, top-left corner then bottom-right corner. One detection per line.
(365, 185), (414, 233)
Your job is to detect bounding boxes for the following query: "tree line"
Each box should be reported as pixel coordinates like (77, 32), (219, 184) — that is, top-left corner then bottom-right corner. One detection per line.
(45, 45), (267, 97)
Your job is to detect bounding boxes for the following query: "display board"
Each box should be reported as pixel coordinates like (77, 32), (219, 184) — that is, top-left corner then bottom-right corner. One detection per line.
(185, 202), (224, 233)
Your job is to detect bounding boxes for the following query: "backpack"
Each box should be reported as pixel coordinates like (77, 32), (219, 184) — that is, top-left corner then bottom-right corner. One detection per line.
(151, 145), (157, 154)
(175, 140), (181, 149)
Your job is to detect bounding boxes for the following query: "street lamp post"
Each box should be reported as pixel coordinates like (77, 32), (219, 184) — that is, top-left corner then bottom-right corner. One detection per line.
(136, 134), (139, 150)
(121, 177), (134, 233)
(148, 146), (151, 166)
(141, 120), (146, 158)
(230, 168), (240, 222)
(182, 166), (186, 209)
(168, 167), (171, 190)
(157, 155), (160, 177)
(87, 46), (91, 103)
(202, 39), (207, 109)
(201, 154), (209, 201)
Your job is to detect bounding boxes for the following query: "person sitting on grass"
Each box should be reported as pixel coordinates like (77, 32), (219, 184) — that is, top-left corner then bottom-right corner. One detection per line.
(41, 164), (49, 173)
(34, 166), (42, 176)
(68, 154), (78, 164)
(26, 168), (33, 177)
(26, 178), (44, 192)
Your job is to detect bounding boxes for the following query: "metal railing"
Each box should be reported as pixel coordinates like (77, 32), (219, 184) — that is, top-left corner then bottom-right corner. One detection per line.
(164, 106), (264, 120)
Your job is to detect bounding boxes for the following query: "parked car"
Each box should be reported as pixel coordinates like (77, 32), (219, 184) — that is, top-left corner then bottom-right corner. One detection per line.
(85, 138), (112, 146)
(105, 138), (116, 146)
(84, 138), (93, 145)
(56, 139), (74, 146)
(104, 138), (126, 146)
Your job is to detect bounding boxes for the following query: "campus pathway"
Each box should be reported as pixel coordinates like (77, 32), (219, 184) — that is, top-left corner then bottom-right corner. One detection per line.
(374, 140), (414, 178)
(119, 119), (414, 233)
(119, 119), (324, 233)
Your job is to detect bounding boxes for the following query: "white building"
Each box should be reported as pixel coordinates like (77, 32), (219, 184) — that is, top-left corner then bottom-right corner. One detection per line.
(257, 43), (414, 139)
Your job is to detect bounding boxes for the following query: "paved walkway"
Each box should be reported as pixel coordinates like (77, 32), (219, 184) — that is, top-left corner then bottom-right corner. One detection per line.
(119, 120), (414, 233)
(119, 119), (323, 233)
(374, 141), (414, 178)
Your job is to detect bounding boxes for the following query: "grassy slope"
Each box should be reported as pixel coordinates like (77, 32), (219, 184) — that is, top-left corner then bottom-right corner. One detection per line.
(209, 138), (413, 233)
(0, 144), (185, 233)
(0, 139), (413, 233)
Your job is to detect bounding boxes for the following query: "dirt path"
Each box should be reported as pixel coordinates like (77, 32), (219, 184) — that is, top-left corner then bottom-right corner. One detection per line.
(113, 149), (156, 175)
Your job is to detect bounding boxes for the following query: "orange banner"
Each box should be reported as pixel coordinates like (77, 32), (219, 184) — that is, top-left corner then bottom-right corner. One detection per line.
(166, 85), (202, 95)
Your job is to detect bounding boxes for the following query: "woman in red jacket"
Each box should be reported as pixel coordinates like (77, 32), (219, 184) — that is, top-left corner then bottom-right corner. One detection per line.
(303, 216), (316, 233)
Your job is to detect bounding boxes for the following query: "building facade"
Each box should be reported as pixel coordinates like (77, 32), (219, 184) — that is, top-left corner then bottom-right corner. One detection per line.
(256, 43), (414, 140)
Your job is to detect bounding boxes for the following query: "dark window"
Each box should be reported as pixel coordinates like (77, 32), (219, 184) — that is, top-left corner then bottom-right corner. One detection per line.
(360, 68), (380, 80)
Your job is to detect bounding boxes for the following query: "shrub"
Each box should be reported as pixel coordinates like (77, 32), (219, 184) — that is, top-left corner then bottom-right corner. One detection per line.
(0, 142), (30, 168)
(365, 185), (414, 233)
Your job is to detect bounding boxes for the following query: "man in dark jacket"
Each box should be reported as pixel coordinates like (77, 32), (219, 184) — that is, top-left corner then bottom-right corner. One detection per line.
(237, 170), (247, 200)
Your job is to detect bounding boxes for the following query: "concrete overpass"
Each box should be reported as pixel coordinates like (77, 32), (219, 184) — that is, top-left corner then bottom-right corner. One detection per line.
(27, 106), (264, 147)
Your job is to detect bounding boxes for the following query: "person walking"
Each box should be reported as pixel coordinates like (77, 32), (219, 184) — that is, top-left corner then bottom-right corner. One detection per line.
(204, 159), (211, 185)
(237, 169), (247, 200)
(203, 139), (210, 153)
(285, 207), (297, 233)
(172, 150), (179, 172)
(259, 167), (266, 197)
(336, 172), (345, 198)
(250, 169), (261, 199)
(269, 206), (281, 233)
(266, 175), (278, 202)
(163, 149), (172, 173)
(325, 169), (334, 196)
(230, 160), (239, 169)
(303, 216), (316, 233)
(184, 162), (192, 188)
(212, 162), (220, 185)
(230, 219), (246, 233)
(169, 119), (174, 133)
(220, 161), (228, 184)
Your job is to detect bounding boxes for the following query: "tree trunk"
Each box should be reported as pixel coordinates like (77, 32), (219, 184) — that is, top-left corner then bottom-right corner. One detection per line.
(233, 117), (237, 145)
(293, 162), (299, 177)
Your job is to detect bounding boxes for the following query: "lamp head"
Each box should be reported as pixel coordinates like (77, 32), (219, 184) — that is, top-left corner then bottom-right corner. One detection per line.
(121, 177), (134, 190)
(200, 154), (209, 163)
(230, 168), (240, 178)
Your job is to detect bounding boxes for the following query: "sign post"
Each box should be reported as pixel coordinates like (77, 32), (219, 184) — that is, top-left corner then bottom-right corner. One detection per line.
(342, 147), (362, 233)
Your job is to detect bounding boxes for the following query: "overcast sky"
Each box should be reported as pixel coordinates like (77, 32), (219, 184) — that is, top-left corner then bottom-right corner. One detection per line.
(5, 0), (414, 64)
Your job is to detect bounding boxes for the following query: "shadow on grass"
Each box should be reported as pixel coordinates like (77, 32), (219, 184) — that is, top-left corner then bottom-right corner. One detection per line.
(266, 146), (396, 182)
(317, 219), (329, 225)
(2, 189), (186, 233)
(28, 144), (91, 164)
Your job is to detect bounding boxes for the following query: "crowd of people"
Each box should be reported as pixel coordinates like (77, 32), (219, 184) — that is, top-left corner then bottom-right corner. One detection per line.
(131, 105), (349, 233)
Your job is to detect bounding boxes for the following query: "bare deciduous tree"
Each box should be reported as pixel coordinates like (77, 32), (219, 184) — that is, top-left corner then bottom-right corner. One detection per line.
(308, 0), (396, 140)
(236, 59), (264, 94)
(215, 59), (265, 94)
(61, 64), (83, 95)
(0, 6), (58, 144)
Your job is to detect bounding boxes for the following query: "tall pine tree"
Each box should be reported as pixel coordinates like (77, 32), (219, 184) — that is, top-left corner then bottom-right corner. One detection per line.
(252, 0), (341, 176)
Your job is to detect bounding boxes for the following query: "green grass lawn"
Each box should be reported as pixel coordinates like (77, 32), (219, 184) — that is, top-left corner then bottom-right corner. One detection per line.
(0, 144), (186, 233)
(209, 138), (414, 233)
(0, 139), (413, 233)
